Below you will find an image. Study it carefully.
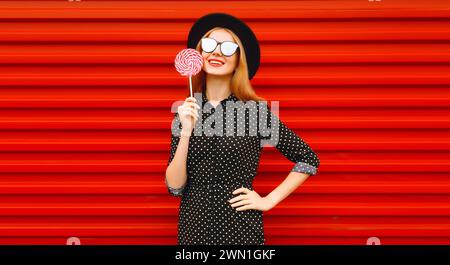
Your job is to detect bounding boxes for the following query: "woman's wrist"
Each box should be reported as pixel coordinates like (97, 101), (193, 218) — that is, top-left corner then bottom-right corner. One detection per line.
(263, 194), (278, 210)
(181, 128), (192, 137)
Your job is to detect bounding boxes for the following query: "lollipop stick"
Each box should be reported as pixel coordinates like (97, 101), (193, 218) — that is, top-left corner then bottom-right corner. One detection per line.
(189, 75), (193, 98)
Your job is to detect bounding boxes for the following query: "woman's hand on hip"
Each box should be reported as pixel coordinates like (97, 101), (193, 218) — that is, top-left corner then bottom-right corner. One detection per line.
(229, 187), (275, 212)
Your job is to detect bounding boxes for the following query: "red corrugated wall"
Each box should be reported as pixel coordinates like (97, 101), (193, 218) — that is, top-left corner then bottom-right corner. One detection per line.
(0, 0), (449, 245)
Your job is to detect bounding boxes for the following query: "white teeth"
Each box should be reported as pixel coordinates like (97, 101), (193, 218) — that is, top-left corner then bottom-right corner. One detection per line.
(209, 60), (224, 65)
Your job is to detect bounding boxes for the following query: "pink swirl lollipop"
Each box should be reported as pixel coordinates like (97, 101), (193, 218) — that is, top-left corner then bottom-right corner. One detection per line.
(175, 48), (203, 97)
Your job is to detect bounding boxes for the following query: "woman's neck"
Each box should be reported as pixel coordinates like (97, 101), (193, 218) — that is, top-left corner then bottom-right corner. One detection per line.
(205, 74), (232, 106)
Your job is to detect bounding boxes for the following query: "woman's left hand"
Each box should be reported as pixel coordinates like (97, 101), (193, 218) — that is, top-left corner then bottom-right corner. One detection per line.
(229, 187), (275, 212)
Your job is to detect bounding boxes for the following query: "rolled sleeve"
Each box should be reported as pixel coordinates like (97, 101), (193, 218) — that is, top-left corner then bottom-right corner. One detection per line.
(291, 161), (318, 176)
(166, 113), (186, 197)
(259, 102), (320, 176)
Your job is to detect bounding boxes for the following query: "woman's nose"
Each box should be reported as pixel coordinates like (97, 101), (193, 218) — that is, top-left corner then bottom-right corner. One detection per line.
(212, 44), (222, 56)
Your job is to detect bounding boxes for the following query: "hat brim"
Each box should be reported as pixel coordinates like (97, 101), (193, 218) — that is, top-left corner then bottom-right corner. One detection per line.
(187, 13), (260, 80)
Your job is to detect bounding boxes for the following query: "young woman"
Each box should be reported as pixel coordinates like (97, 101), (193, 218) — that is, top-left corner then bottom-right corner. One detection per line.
(165, 13), (320, 245)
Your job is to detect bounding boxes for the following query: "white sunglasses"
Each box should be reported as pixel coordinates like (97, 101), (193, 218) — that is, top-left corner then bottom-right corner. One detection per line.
(201, 37), (240, 57)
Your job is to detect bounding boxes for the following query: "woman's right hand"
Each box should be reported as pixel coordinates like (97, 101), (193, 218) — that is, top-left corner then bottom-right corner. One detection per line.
(177, 96), (201, 135)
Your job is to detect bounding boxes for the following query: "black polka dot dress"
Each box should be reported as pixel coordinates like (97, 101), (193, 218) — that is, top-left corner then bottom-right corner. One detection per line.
(165, 89), (320, 245)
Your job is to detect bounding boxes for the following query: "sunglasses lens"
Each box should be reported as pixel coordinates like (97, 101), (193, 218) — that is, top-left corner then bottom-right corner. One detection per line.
(221, 42), (239, 56)
(201, 38), (216, 53)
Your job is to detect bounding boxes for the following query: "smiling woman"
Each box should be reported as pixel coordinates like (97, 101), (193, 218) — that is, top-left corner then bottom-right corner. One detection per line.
(165, 12), (320, 245)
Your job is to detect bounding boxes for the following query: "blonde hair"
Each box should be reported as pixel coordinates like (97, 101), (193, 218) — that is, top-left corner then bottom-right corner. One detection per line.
(187, 27), (265, 102)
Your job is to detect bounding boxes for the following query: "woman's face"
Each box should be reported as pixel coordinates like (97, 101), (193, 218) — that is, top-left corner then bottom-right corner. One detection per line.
(201, 29), (239, 77)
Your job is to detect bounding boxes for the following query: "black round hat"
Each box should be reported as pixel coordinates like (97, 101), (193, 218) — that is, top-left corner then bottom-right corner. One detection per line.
(187, 13), (260, 80)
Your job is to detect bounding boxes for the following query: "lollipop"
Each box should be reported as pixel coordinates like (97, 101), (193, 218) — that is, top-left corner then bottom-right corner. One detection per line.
(175, 48), (203, 97)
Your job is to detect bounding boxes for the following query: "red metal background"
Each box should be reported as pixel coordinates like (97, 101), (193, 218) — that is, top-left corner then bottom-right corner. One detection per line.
(0, 0), (449, 245)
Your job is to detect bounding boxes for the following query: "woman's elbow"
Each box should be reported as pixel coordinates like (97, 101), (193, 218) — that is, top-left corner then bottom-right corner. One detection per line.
(165, 167), (186, 197)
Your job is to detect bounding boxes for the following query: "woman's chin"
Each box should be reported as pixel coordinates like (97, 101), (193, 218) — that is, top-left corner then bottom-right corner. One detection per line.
(204, 69), (233, 77)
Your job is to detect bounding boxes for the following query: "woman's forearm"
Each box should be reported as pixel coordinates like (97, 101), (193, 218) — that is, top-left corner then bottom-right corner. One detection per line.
(165, 130), (192, 189)
(264, 171), (310, 208)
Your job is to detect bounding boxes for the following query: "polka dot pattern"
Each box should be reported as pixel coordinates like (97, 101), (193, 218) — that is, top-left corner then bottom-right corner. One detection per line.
(165, 89), (320, 245)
